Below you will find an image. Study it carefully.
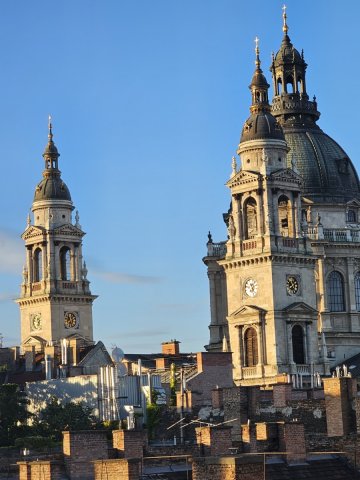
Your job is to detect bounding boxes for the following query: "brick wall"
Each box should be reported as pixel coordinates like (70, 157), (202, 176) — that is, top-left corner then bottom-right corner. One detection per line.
(63, 430), (109, 479)
(278, 422), (306, 463)
(195, 426), (232, 456)
(212, 388), (223, 409)
(18, 461), (65, 480)
(323, 377), (355, 437)
(273, 384), (293, 407)
(185, 353), (233, 407)
(94, 459), (140, 480)
(112, 430), (145, 458)
(192, 455), (263, 480)
(223, 387), (248, 442)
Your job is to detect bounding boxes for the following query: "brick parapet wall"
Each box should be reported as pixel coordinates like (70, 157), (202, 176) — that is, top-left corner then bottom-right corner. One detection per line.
(192, 455), (264, 480)
(18, 461), (65, 480)
(63, 430), (109, 479)
(112, 430), (145, 458)
(94, 458), (141, 480)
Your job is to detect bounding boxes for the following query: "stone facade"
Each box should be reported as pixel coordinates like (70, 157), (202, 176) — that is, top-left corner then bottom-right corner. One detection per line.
(203, 10), (360, 386)
(16, 122), (96, 351)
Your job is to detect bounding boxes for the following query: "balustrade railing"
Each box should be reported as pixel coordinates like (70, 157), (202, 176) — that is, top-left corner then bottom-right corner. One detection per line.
(206, 241), (227, 257)
(62, 281), (76, 289)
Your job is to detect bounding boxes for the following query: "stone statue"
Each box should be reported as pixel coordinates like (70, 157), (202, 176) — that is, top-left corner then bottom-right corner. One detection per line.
(306, 206), (312, 224)
(227, 214), (236, 240)
(82, 261), (88, 280)
(207, 231), (213, 243)
(231, 156), (237, 178)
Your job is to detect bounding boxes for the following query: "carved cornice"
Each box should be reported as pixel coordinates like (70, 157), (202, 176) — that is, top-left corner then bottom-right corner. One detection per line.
(220, 254), (316, 269)
(16, 294), (97, 306)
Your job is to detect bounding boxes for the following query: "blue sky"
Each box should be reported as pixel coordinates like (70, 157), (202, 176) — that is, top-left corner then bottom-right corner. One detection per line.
(0, 1), (358, 353)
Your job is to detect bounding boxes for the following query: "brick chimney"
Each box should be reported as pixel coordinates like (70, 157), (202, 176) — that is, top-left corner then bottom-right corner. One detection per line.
(195, 426), (232, 456)
(323, 376), (356, 436)
(278, 422), (306, 463)
(161, 340), (180, 355)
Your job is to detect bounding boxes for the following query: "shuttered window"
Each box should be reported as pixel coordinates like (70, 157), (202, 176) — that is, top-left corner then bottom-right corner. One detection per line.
(245, 328), (258, 367)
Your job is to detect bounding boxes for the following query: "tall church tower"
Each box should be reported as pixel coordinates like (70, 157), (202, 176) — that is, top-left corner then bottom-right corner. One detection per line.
(16, 120), (96, 351)
(204, 39), (329, 385)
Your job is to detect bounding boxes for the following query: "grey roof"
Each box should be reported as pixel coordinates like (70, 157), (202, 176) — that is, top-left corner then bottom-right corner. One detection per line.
(34, 173), (72, 202)
(240, 112), (285, 143)
(284, 129), (360, 202)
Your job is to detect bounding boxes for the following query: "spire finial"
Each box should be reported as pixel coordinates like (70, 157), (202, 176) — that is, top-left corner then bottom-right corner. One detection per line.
(48, 114), (53, 141)
(282, 4), (288, 35)
(254, 36), (260, 69)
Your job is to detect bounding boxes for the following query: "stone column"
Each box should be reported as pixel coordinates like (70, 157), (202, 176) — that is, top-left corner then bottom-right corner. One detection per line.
(287, 322), (294, 364)
(318, 257), (327, 312)
(303, 324), (308, 364)
(41, 243), (47, 283)
(255, 189), (263, 236)
(257, 324), (264, 365)
(306, 323), (312, 364)
(55, 243), (61, 280)
(26, 247), (32, 286)
(272, 190), (279, 236)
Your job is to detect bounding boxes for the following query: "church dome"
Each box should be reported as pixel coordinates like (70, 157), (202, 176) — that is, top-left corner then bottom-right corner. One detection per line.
(33, 119), (72, 203)
(274, 35), (302, 65)
(285, 128), (360, 202)
(241, 112), (285, 143)
(34, 174), (72, 202)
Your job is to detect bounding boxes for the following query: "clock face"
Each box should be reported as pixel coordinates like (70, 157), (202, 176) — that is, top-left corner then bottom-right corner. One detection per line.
(64, 312), (78, 329)
(31, 313), (42, 330)
(286, 276), (299, 295)
(245, 278), (258, 298)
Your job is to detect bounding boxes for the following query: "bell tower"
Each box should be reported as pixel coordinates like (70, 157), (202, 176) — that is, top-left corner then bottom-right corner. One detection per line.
(16, 119), (97, 350)
(204, 40), (329, 385)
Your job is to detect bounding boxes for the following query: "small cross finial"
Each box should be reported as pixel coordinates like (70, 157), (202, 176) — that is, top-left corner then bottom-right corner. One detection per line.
(282, 4), (289, 34)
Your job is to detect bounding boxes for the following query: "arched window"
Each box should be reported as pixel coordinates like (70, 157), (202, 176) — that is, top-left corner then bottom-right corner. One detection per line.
(60, 247), (71, 281)
(347, 210), (356, 223)
(327, 271), (345, 312)
(33, 248), (42, 282)
(244, 198), (257, 239)
(292, 325), (305, 364)
(244, 327), (258, 367)
(355, 273), (360, 312)
(278, 195), (293, 237)
(277, 78), (282, 95)
(286, 76), (294, 94)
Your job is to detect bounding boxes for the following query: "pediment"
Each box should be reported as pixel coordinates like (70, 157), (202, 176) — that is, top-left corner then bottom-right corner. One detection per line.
(53, 224), (84, 237)
(227, 170), (260, 188)
(283, 302), (317, 315)
(22, 335), (47, 347)
(346, 199), (360, 208)
(22, 225), (46, 240)
(229, 304), (267, 320)
(269, 168), (303, 185)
